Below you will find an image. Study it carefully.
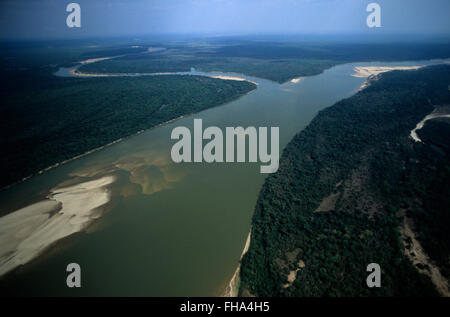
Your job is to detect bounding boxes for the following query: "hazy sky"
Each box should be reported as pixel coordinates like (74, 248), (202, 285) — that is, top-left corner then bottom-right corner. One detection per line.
(0, 0), (449, 39)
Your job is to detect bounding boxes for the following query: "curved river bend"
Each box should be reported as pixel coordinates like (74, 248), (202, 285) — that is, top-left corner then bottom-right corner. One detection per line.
(0, 59), (442, 296)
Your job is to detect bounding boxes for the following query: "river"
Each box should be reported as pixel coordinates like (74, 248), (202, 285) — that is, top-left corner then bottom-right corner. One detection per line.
(0, 59), (443, 296)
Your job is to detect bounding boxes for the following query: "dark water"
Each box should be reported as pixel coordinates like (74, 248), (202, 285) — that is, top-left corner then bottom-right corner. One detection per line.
(0, 60), (439, 296)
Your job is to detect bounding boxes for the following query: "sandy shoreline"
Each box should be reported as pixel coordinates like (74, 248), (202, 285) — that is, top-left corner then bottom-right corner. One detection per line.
(71, 67), (259, 85)
(209, 75), (258, 85)
(66, 54), (258, 86)
(353, 66), (424, 91)
(290, 77), (304, 84)
(0, 175), (115, 277)
(222, 229), (251, 297)
(352, 66), (424, 78)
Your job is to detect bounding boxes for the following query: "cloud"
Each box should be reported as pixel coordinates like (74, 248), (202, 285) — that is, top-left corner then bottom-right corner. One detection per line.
(0, 0), (449, 39)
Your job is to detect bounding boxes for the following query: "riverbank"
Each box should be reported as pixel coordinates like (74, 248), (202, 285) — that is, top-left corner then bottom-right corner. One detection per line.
(222, 230), (251, 297)
(352, 66), (424, 78)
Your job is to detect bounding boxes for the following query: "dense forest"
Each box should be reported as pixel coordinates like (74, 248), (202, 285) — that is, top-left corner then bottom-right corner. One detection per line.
(0, 47), (255, 188)
(79, 41), (450, 83)
(410, 117), (450, 280)
(239, 65), (450, 296)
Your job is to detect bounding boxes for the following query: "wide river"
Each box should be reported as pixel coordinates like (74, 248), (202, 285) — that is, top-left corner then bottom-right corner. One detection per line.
(0, 59), (442, 296)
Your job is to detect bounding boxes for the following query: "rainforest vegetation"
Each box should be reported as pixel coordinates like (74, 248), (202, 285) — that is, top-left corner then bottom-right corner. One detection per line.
(239, 65), (450, 296)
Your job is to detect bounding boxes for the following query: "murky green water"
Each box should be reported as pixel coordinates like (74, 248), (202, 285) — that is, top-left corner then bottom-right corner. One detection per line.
(0, 60), (439, 296)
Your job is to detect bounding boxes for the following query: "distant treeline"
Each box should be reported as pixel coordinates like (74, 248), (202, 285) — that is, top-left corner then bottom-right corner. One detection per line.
(79, 41), (450, 83)
(240, 65), (450, 296)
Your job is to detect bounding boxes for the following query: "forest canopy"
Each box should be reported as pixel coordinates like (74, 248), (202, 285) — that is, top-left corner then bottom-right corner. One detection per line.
(240, 65), (450, 297)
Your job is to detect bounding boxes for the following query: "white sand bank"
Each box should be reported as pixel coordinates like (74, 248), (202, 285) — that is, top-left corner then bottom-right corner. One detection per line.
(0, 175), (115, 277)
(410, 111), (450, 142)
(79, 57), (114, 65)
(222, 230), (251, 297)
(352, 66), (423, 78)
(209, 75), (258, 85)
(290, 77), (304, 84)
